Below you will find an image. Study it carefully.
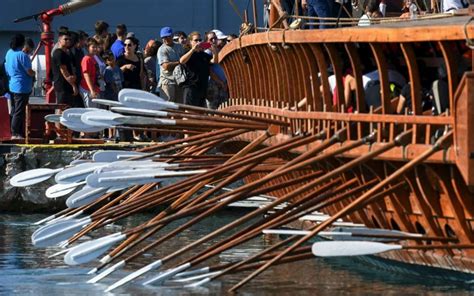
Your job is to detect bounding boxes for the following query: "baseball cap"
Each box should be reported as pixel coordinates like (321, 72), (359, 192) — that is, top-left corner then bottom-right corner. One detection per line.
(160, 27), (173, 38)
(212, 29), (228, 40)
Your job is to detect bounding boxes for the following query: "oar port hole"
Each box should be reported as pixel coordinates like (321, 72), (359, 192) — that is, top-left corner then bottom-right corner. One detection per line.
(390, 218), (401, 231)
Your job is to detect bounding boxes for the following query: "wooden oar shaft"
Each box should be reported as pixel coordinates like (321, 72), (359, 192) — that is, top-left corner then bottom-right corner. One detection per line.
(183, 177), (353, 269)
(90, 134), (311, 222)
(97, 131), (274, 268)
(137, 128), (235, 153)
(228, 130), (447, 292)
(178, 104), (289, 126)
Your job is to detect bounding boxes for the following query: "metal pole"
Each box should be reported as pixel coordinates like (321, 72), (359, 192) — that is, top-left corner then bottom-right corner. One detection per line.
(252, 0), (259, 32)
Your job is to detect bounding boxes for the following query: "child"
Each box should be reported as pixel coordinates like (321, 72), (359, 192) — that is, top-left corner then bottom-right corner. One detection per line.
(102, 50), (123, 101)
(102, 50), (124, 141)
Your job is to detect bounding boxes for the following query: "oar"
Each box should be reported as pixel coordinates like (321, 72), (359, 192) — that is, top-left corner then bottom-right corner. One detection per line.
(85, 169), (207, 188)
(10, 168), (64, 187)
(54, 162), (108, 184)
(87, 131), (274, 277)
(228, 130), (451, 292)
(118, 89), (288, 126)
(65, 134), (312, 268)
(262, 229), (457, 242)
(45, 182), (86, 199)
(32, 217), (93, 247)
(103, 135), (363, 291)
(81, 110), (268, 130)
(311, 241), (474, 257)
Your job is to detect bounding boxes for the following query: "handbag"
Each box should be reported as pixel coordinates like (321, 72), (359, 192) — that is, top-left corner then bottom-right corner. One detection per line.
(173, 63), (197, 86)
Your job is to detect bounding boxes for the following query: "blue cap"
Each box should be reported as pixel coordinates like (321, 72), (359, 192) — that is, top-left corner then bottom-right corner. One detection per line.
(160, 27), (173, 38)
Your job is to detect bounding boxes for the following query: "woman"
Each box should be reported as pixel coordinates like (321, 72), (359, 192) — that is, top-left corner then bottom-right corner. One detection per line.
(180, 31), (217, 107)
(116, 37), (145, 90)
(143, 40), (160, 93)
(117, 37), (146, 140)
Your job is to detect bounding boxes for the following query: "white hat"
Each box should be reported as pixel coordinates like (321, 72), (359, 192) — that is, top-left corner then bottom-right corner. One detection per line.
(212, 29), (228, 40)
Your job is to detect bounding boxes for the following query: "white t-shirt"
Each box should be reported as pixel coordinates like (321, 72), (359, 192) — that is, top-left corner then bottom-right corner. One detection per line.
(442, 0), (467, 11)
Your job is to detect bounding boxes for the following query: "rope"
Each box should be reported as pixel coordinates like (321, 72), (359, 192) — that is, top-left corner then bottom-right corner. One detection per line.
(463, 17), (474, 49)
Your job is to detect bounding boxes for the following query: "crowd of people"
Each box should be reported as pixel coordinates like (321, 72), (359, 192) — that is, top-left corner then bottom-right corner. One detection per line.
(0, 21), (236, 141)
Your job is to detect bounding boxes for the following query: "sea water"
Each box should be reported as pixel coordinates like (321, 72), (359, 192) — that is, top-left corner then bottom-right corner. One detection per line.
(0, 212), (473, 296)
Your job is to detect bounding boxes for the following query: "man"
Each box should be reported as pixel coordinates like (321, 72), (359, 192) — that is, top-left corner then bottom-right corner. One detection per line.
(206, 30), (229, 109)
(181, 31), (217, 107)
(93, 20), (109, 51)
(302, 0), (333, 29)
(157, 26), (187, 103)
(111, 24), (127, 59)
(52, 32), (79, 108)
(173, 31), (188, 47)
(4, 34), (35, 139)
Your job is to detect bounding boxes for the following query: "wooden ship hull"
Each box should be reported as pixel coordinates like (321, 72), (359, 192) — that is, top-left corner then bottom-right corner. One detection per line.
(217, 12), (474, 276)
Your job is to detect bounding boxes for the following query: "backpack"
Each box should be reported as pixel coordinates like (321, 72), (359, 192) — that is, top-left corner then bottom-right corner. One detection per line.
(173, 63), (197, 87)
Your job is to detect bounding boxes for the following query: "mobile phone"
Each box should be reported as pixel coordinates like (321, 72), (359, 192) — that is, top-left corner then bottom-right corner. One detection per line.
(199, 42), (211, 50)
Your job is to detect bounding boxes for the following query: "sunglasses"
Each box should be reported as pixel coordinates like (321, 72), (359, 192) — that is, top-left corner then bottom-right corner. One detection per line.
(193, 39), (202, 42)
(63, 38), (71, 41)
(124, 43), (134, 47)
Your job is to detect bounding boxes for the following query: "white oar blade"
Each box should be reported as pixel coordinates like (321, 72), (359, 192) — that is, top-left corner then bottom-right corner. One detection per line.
(60, 117), (105, 133)
(106, 260), (163, 292)
(45, 114), (61, 123)
(81, 110), (123, 127)
(86, 170), (159, 188)
(66, 186), (109, 208)
(118, 88), (165, 103)
(32, 218), (91, 248)
(62, 107), (100, 122)
(64, 233), (126, 265)
(143, 263), (191, 286)
(119, 94), (178, 111)
(311, 241), (403, 257)
(92, 98), (124, 107)
(111, 106), (168, 118)
(92, 150), (147, 162)
(10, 168), (62, 187)
(45, 182), (84, 198)
(55, 162), (107, 184)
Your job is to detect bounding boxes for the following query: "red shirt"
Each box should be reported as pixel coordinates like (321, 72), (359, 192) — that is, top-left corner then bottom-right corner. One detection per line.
(80, 55), (100, 92)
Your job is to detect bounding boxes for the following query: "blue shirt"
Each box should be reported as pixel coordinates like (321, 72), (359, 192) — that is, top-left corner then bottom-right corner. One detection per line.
(5, 49), (33, 94)
(111, 40), (125, 59)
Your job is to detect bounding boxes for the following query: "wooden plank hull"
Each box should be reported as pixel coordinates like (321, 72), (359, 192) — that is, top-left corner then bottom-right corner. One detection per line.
(218, 15), (474, 275)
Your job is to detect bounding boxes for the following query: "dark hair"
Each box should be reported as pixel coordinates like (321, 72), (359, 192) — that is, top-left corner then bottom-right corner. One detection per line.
(366, 0), (381, 13)
(87, 37), (100, 48)
(58, 26), (69, 35)
(174, 31), (187, 39)
(78, 30), (89, 40)
(69, 31), (79, 45)
(95, 20), (109, 35)
(125, 36), (139, 46)
(10, 34), (25, 49)
(58, 31), (71, 38)
(104, 33), (116, 50)
(25, 37), (35, 49)
(116, 24), (127, 37)
(102, 50), (115, 61)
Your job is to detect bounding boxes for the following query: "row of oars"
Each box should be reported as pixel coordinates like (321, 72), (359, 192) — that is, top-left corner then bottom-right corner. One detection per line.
(13, 91), (462, 292)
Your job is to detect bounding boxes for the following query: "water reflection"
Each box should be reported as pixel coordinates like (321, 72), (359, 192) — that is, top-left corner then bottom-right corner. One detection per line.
(0, 213), (473, 295)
